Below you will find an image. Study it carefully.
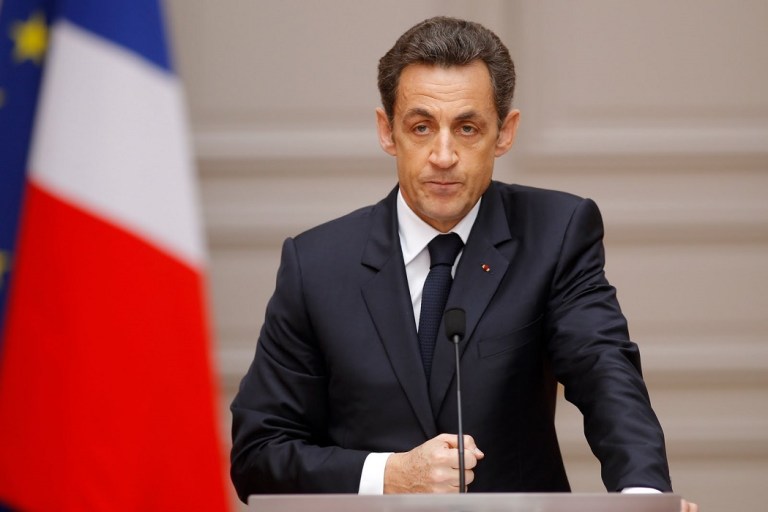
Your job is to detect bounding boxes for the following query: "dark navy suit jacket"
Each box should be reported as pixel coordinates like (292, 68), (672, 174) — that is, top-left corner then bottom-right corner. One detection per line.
(230, 181), (672, 500)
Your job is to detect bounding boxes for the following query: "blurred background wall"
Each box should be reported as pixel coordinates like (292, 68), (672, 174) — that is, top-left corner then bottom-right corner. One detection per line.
(164, 1), (768, 510)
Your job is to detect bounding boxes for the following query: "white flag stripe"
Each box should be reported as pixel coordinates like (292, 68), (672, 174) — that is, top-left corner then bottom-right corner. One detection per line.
(30, 20), (205, 268)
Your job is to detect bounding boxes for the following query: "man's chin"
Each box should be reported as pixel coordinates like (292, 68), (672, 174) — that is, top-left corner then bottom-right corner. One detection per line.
(419, 208), (467, 232)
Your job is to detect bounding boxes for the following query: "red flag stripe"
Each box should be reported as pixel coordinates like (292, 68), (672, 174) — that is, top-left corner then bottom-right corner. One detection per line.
(0, 182), (228, 510)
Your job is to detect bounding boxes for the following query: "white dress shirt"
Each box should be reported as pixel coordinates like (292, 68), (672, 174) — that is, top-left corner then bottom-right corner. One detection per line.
(358, 191), (479, 494)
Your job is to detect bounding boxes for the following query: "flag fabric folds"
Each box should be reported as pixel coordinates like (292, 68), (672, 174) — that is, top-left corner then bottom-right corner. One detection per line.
(0, 1), (230, 510)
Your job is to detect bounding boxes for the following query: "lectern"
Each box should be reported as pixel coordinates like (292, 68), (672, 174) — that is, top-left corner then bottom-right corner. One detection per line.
(248, 493), (681, 512)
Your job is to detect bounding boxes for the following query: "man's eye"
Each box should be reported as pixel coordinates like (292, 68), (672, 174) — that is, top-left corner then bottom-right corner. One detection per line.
(460, 125), (477, 135)
(414, 124), (429, 134)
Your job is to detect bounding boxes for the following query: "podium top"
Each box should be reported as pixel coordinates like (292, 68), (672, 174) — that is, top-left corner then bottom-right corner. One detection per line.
(247, 493), (681, 512)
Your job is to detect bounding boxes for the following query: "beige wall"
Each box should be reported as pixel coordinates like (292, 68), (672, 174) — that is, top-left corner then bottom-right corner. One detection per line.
(166, 1), (768, 510)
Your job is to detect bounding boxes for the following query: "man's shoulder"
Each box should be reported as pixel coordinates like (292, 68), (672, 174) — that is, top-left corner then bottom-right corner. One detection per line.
(293, 203), (376, 243)
(290, 185), (397, 253)
(491, 181), (592, 218)
(492, 181), (585, 205)
(283, 191), (396, 272)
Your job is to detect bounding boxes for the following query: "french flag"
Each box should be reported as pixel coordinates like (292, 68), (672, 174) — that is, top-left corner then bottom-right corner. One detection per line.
(0, 1), (229, 510)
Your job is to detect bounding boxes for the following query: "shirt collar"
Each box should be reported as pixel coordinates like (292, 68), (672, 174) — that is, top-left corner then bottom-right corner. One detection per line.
(397, 188), (480, 266)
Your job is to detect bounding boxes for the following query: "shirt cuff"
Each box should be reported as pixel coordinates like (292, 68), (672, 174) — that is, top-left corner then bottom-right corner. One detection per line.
(621, 487), (662, 494)
(358, 452), (393, 495)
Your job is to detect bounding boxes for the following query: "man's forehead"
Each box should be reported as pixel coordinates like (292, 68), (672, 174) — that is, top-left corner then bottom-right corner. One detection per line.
(393, 62), (495, 117)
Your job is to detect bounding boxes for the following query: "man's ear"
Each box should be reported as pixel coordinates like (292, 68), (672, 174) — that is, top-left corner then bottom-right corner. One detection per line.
(376, 108), (397, 156)
(495, 109), (520, 157)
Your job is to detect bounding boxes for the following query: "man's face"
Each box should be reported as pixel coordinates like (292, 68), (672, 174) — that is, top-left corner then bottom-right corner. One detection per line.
(376, 61), (519, 232)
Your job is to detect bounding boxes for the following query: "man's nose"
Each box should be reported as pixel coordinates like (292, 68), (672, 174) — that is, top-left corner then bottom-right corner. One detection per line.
(428, 130), (458, 168)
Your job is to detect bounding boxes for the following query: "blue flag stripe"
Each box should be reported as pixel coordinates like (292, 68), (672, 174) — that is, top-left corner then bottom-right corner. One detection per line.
(57, 0), (172, 73)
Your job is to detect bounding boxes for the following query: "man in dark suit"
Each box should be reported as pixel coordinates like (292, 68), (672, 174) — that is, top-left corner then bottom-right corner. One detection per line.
(231, 16), (697, 511)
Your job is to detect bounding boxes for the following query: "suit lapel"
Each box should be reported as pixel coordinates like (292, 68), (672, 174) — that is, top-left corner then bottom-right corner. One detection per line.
(361, 187), (437, 439)
(429, 183), (518, 416)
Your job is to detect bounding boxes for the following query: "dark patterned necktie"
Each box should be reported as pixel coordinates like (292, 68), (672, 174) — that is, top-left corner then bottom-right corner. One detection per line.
(418, 233), (464, 379)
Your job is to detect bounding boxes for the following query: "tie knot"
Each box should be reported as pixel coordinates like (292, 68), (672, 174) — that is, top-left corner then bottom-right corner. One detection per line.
(427, 233), (464, 268)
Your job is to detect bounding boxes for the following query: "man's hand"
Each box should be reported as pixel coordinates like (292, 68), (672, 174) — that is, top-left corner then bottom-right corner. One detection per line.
(383, 434), (484, 493)
(681, 499), (698, 512)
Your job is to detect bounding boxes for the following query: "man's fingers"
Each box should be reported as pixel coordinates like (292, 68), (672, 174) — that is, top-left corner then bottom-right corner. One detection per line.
(680, 499), (698, 512)
(443, 469), (476, 489)
(385, 434), (483, 493)
(446, 447), (480, 469)
(462, 434), (485, 459)
(441, 434), (485, 459)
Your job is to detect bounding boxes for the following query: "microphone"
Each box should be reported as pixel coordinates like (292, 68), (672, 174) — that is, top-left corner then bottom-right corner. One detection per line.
(444, 308), (466, 493)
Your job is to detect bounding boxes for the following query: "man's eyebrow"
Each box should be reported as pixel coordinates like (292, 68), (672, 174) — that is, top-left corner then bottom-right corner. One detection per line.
(402, 108), (434, 120)
(456, 110), (481, 121)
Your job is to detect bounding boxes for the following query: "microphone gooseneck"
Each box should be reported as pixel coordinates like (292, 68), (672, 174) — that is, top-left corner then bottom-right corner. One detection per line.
(444, 308), (467, 493)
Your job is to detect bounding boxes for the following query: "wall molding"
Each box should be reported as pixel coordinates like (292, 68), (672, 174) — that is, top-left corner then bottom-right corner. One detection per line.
(523, 126), (768, 159)
(193, 124), (768, 167)
(194, 127), (381, 161)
